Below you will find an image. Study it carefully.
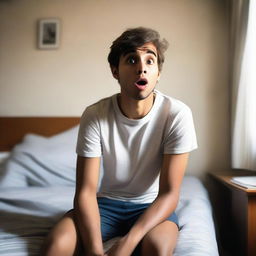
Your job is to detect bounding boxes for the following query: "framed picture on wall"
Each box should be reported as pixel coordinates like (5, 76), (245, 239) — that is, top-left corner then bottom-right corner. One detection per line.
(38, 18), (60, 49)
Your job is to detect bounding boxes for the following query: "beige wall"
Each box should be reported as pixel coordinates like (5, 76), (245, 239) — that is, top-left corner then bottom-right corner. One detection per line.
(0, 0), (230, 177)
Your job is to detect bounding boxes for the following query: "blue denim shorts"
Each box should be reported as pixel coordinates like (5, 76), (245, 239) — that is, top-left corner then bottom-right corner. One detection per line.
(97, 197), (179, 242)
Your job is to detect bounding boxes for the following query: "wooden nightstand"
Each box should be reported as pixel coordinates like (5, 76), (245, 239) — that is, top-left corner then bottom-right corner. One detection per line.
(208, 170), (256, 256)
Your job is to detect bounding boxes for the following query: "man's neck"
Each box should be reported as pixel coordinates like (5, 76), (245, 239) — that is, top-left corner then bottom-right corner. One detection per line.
(117, 93), (155, 119)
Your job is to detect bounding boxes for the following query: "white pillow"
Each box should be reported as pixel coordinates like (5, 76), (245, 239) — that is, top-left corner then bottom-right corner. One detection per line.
(0, 125), (79, 187)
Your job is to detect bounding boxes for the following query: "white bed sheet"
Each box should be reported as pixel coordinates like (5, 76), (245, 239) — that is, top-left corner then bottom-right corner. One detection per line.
(0, 129), (218, 255)
(0, 176), (219, 256)
(0, 152), (10, 163)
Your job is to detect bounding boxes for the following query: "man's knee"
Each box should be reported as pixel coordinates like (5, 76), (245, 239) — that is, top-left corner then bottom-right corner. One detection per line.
(41, 229), (74, 256)
(140, 222), (178, 256)
(141, 235), (164, 256)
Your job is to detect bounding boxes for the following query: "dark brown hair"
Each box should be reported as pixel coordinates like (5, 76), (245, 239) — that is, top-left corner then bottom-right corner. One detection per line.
(108, 27), (169, 71)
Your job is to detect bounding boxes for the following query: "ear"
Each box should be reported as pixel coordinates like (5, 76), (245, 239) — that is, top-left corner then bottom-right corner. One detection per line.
(157, 72), (161, 82)
(111, 66), (119, 80)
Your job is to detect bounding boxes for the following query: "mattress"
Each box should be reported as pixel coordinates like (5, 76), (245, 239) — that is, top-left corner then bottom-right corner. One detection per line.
(0, 128), (219, 255)
(0, 176), (219, 255)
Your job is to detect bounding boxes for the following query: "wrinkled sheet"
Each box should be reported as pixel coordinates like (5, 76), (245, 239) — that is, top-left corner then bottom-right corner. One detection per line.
(0, 176), (219, 256)
(0, 130), (78, 188)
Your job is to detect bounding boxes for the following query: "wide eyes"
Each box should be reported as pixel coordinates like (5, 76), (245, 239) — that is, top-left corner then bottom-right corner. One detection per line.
(126, 56), (155, 65)
(147, 59), (154, 65)
(127, 57), (136, 64)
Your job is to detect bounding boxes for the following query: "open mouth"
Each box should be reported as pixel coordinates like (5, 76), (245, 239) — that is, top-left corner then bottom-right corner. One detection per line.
(134, 78), (148, 89)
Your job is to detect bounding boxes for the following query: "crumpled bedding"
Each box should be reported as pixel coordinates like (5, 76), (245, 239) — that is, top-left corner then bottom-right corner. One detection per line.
(0, 127), (219, 255)
(0, 177), (219, 256)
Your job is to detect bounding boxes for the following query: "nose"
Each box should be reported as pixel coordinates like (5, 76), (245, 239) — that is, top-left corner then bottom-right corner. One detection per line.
(137, 69), (147, 75)
(136, 60), (147, 75)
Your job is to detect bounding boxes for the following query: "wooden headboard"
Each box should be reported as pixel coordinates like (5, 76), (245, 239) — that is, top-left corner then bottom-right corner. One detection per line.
(0, 117), (80, 151)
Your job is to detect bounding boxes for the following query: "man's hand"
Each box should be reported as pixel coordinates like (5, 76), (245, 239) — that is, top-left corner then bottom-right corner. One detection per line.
(104, 236), (135, 256)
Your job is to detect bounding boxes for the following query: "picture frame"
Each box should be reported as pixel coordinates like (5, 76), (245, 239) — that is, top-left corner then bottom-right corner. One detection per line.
(38, 18), (60, 49)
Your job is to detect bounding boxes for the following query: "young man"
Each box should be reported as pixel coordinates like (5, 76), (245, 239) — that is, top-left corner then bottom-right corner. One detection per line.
(42, 27), (197, 256)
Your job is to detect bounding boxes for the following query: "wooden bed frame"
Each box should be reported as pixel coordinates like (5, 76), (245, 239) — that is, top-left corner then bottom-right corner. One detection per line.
(0, 117), (80, 151)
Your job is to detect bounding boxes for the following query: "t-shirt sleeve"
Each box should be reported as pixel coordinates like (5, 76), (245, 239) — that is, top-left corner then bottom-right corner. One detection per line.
(76, 107), (102, 157)
(163, 105), (198, 154)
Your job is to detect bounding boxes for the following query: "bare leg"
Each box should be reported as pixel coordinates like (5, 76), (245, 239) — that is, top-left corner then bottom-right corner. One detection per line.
(141, 221), (179, 256)
(41, 210), (82, 256)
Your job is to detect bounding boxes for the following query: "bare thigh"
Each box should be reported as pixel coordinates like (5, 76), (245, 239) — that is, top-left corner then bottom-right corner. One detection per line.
(141, 220), (179, 256)
(41, 210), (82, 256)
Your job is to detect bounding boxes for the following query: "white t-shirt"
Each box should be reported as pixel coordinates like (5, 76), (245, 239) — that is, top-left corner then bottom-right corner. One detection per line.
(76, 90), (197, 203)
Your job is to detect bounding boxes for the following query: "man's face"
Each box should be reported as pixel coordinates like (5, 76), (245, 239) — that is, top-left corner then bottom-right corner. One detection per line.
(112, 42), (160, 101)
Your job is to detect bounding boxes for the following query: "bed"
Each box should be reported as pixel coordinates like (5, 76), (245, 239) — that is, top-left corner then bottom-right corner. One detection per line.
(0, 117), (219, 256)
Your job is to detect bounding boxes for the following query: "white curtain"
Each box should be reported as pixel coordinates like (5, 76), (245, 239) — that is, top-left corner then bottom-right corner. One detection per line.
(231, 0), (256, 170)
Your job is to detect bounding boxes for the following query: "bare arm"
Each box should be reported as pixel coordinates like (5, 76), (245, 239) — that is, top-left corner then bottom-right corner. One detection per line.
(106, 153), (188, 256)
(73, 155), (104, 256)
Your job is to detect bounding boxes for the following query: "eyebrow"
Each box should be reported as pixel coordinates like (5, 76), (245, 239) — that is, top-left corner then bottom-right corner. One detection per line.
(146, 49), (157, 57)
(123, 49), (157, 58)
